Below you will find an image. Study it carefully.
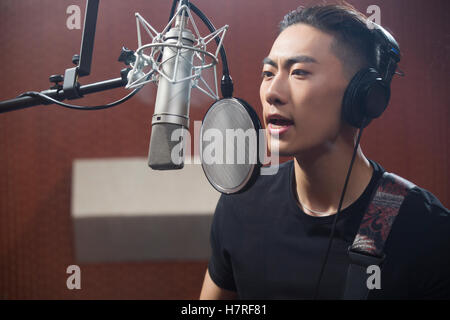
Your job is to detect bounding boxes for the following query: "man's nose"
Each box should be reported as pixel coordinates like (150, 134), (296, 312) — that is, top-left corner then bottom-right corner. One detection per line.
(264, 74), (288, 106)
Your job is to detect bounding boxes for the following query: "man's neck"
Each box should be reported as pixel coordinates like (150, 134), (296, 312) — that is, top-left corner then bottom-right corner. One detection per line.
(292, 141), (373, 217)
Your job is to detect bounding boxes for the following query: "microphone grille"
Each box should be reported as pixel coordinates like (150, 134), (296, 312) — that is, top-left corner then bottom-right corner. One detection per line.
(149, 123), (185, 170)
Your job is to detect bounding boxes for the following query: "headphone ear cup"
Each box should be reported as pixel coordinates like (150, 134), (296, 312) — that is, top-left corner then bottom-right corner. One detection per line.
(342, 68), (391, 128)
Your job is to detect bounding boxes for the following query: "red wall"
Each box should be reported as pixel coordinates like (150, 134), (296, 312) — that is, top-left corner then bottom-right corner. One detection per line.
(0, 0), (448, 299)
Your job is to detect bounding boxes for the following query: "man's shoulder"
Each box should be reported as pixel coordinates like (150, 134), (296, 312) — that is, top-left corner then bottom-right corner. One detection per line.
(385, 183), (450, 298)
(367, 168), (450, 256)
(390, 181), (450, 249)
(402, 185), (449, 219)
(373, 165), (449, 220)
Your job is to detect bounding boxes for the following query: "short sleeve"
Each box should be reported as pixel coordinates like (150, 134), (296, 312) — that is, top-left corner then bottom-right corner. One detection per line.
(400, 188), (450, 299)
(207, 194), (237, 292)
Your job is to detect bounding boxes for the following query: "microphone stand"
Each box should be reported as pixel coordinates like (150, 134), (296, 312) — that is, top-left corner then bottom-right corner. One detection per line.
(0, 0), (130, 114)
(0, 73), (130, 114)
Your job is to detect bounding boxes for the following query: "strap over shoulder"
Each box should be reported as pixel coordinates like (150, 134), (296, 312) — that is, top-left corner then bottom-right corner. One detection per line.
(350, 172), (416, 257)
(342, 172), (416, 300)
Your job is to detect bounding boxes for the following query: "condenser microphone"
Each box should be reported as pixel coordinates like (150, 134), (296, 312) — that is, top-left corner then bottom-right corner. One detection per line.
(148, 13), (195, 170)
(125, 1), (230, 173)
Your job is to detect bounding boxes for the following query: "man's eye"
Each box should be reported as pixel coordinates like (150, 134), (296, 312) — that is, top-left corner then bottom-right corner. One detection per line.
(291, 69), (310, 77)
(261, 71), (274, 79)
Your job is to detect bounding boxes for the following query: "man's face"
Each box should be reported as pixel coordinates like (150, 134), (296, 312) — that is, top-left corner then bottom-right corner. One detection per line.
(260, 23), (350, 157)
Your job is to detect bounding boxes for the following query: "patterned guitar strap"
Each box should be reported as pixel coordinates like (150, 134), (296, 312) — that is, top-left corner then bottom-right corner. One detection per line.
(342, 172), (416, 299)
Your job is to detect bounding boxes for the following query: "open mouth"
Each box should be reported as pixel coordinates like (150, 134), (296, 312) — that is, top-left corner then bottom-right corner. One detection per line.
(267, 118), (294, 128)
(266, 114), (294, 135)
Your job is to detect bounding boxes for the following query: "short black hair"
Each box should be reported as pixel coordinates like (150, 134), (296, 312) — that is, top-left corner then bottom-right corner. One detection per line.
(279, 3), (378, 79)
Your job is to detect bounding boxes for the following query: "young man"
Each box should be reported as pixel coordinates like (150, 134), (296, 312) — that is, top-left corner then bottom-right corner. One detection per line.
(200, 4), (450, 299)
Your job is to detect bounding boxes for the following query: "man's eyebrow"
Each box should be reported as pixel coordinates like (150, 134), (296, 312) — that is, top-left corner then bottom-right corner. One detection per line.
(262, 55), (318, 68)
(262, 57), (277, 67)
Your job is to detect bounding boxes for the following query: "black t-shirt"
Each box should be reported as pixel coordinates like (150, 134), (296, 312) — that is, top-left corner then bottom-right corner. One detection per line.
(208, 159), (450, 299)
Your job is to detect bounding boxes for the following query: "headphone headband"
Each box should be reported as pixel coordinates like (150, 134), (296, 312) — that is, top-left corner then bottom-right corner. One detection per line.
(370, 22), (401, 84)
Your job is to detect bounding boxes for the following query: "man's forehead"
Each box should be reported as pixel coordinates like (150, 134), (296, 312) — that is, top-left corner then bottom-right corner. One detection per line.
(266, 24), (334, 64)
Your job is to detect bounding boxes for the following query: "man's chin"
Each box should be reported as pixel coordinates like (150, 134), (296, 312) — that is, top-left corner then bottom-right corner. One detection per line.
(268, 143), (324, 159)
(267, 144), (295, 157)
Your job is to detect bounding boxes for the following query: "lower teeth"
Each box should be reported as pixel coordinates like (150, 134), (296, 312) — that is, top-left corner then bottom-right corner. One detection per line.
(271, 124), (289, 128)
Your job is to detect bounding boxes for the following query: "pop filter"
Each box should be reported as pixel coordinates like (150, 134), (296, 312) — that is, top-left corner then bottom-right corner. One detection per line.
(200, 98), (262, 194)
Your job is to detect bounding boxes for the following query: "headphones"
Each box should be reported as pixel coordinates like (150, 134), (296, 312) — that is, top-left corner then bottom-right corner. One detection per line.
(341, 23), (401, 128)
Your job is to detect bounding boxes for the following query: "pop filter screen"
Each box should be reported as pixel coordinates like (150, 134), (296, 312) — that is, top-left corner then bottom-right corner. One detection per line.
(200, 98), (262, 194)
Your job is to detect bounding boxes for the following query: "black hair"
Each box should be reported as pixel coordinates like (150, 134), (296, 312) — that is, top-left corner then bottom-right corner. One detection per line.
(279, 3), (379, 79)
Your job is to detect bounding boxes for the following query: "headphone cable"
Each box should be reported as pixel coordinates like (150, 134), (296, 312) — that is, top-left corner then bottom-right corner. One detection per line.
(312, 121), (365, 299)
